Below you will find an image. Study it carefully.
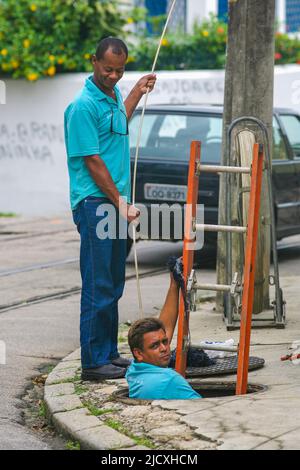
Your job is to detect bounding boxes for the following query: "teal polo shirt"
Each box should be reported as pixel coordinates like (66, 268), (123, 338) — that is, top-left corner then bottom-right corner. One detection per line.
(126, 361), (202, 400)
(64, 75), (131, 210)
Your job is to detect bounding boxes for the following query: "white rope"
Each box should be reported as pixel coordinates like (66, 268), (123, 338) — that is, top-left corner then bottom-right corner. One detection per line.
(132, 0), (177, 318)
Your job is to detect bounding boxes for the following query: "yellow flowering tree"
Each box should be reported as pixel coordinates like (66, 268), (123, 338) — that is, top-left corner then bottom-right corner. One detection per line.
(0, 0), (128, 81)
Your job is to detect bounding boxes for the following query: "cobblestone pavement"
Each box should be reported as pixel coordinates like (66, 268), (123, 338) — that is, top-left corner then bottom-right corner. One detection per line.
(44, 274), (300, 451)
(45, 347), (219, 450)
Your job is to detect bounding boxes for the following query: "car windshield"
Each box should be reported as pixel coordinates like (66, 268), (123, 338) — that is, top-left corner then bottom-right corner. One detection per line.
(129, 112), (223, 163)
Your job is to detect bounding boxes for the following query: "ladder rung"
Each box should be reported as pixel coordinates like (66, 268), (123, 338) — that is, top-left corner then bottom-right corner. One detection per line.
(195, 283), (231, 292)
(196, 342), (238, 353)
(199, 164), (251, 174)
(196, 224), (247, 233)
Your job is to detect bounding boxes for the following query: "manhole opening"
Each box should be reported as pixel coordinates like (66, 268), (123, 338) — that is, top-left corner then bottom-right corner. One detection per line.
(112, 380), (267, 405)
(188, 380), (266, 398)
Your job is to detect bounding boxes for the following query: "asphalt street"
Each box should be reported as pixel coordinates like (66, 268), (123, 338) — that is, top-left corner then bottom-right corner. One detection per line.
(0, 214), (299, 449)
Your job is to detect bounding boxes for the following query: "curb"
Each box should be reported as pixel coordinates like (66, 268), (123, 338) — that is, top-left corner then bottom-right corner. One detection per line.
(44, 349), (148, 450)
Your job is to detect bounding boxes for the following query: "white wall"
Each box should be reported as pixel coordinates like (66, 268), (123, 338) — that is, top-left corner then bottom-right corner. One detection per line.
(0, 65), (300, 216)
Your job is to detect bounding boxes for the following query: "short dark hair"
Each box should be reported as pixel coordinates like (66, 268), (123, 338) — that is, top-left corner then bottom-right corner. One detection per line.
(95, 37), (128, 60)
(128, 318), (166, 357)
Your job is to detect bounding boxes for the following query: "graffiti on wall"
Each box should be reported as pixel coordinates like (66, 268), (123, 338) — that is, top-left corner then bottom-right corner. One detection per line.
(120, 78), (224, 105)
(0, 122), (64, 164)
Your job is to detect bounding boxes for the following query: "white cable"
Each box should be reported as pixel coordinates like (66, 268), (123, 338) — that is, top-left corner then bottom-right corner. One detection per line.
(132, 0), (177, 318)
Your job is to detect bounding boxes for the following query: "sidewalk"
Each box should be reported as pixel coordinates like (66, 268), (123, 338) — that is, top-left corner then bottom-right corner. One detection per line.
(44, 271), (300, 451)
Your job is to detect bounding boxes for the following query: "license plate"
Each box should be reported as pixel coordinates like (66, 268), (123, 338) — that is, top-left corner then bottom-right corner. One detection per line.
(144, 183), (187, 202)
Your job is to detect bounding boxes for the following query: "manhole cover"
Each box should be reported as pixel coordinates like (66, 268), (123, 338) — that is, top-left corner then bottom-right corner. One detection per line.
(185, 355), (265, 377)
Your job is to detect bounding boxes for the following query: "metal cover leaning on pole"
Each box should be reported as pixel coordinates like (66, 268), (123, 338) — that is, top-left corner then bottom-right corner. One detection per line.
(224, 117), (285, 329)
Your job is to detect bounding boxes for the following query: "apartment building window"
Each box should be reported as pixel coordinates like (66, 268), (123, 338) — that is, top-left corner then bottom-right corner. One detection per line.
(286, 0), (300, 32)
(145, 0), (167, 16)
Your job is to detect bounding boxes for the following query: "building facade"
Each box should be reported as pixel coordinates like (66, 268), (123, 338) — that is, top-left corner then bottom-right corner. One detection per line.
(134, 0), (300, 34)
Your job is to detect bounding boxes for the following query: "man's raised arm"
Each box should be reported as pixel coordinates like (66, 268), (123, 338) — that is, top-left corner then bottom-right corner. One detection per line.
(159, 274), (180, 344)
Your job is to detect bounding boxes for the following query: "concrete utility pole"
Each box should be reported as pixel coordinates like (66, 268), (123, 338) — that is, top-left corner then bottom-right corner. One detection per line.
(216, 0), (276, 315)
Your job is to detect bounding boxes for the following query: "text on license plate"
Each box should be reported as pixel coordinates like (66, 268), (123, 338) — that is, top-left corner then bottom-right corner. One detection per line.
(144, 183), (187, 202)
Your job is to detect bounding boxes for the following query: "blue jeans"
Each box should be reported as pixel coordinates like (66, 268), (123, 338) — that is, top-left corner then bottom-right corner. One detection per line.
(72, 197), (127, 369)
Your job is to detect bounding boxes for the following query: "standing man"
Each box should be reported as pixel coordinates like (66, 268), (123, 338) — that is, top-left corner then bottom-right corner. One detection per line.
(64, 37), (156, 381)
